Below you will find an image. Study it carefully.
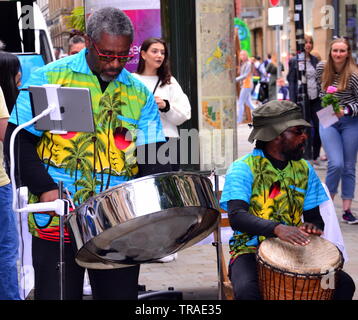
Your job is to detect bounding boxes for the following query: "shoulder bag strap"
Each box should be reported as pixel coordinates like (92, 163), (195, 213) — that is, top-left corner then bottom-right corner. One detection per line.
(152, 78), (161, 94)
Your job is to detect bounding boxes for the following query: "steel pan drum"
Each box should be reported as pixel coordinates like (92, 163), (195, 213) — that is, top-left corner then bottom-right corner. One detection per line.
(67, 172), (220, 269)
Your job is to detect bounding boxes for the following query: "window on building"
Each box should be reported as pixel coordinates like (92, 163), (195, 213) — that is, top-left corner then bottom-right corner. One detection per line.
(339, 1), (358, 63)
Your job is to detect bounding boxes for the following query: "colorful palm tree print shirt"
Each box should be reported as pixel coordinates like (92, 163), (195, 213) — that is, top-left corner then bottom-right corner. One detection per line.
(9, 49), (166, 241)
(220, 149), (328, 263)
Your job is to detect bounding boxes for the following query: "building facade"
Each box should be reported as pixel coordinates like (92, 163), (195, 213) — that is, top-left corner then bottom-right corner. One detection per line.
(38, 0), (84, 53)
(334, 0), (358, 62)
(37, 0), (50, 23)
(237, 0), (357, 70)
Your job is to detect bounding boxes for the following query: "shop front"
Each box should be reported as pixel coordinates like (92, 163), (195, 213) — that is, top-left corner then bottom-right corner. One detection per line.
(334, 0), (358, 63)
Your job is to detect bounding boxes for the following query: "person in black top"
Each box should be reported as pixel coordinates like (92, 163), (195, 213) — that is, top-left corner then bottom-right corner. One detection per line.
(0, 51), (21, 114)
(287, 34), (323, 167)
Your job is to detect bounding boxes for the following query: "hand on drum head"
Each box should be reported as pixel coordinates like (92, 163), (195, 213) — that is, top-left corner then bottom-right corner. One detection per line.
(273, 224), (311, 246)
(299, 222), (323, 236)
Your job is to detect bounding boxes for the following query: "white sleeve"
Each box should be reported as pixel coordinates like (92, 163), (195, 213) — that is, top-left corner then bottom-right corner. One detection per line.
(259, 63), (267, 75)
(319, 183), (349, 262)
(236, 62), (251, 82)
(161, 77), (191, 126)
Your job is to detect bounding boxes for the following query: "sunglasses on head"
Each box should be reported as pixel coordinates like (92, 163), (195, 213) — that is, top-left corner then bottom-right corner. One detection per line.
(332, 36), (350, 43)
(90, 37), (134, 63)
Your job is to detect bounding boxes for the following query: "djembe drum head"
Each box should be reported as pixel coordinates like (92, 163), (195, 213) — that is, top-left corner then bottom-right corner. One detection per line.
(257, 236), (343, 300)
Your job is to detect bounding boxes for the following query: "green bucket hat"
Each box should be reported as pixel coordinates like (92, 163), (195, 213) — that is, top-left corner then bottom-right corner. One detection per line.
(248, 100), (311, 143)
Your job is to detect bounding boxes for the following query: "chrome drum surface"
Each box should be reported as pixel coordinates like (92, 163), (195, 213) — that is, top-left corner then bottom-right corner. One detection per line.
(67, 172), (220, 269)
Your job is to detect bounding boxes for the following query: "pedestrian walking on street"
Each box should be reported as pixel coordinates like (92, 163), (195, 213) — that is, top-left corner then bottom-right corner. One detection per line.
(287, 34), (324, 169)
(266, 54), (284, 101)
(316, 37), (358, 224)
(236, 50), (256, 123)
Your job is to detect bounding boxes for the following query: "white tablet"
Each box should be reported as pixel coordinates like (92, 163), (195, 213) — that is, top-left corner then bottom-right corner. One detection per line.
(29, 85), (95, 133)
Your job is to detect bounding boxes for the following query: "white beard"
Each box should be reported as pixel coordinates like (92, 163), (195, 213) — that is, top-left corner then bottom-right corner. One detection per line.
(100, 73), (115, 82)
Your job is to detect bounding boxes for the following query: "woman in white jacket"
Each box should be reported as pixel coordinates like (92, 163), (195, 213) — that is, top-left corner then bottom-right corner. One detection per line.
(132, 37), (191, 171)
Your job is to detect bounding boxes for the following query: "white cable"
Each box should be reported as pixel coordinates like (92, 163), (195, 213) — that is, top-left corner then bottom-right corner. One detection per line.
(10, 105), (56, 213)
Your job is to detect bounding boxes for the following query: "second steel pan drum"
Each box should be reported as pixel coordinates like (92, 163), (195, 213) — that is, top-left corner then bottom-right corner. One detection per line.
(67, 172), (220, 269)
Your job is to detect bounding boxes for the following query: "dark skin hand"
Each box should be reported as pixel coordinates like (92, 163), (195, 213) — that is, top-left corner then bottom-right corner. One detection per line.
(39, 189), (60, 216)
(274, 223), (323, 246)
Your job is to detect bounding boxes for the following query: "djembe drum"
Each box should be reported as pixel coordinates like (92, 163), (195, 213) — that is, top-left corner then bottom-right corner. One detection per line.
(256, 236), (343, 300)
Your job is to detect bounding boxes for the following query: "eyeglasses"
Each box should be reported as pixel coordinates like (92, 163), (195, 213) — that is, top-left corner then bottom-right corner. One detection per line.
(91, 38), (134, 63)
(285, 126), (308, 136)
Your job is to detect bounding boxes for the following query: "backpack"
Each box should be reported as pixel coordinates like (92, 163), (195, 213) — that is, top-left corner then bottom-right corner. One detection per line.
(252, 63), (260, 77)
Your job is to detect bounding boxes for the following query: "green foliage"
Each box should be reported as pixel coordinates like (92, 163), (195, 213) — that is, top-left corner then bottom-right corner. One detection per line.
(66, 6), (85, 33)
(322, 93), (341, 113)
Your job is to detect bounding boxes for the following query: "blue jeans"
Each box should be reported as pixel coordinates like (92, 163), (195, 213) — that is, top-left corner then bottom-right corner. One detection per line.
(319, 116), (358, 199)
(0, 183), (20, 300)
(237, 87), (255, 123)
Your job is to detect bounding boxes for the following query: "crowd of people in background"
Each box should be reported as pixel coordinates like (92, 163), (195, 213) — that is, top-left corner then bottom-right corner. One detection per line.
(236, 35), (358, 226)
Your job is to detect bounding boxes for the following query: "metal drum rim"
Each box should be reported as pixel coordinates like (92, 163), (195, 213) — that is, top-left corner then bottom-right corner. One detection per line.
(75, 171), (212, 211)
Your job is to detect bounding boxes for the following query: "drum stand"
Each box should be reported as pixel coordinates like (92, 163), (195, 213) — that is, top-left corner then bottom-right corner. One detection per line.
(138, 285), (183, 300)
(58, 182), (68, 300)
(212, 169), (234, 300)
(12, 181), (69, 300)
(212, 171), (223, 300)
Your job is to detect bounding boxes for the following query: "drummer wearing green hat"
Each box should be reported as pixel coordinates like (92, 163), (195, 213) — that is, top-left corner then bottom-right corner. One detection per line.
(248, 100), (311, 143)
(220, 100), (355, 300)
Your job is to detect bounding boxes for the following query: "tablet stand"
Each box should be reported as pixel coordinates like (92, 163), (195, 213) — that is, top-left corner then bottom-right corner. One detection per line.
(10, 84), (94, 300)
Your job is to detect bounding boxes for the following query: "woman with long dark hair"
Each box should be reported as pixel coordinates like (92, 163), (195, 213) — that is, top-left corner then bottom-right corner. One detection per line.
(133, 37), (191, 172)
(133, 37), (191, 263)
(317, 37), (358, 224)
(0, 51), (21, 299)
(0, 51), (21, 114)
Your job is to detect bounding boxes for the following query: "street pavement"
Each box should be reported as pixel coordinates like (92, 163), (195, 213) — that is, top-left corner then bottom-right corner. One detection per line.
(138, 123), (358, 300)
